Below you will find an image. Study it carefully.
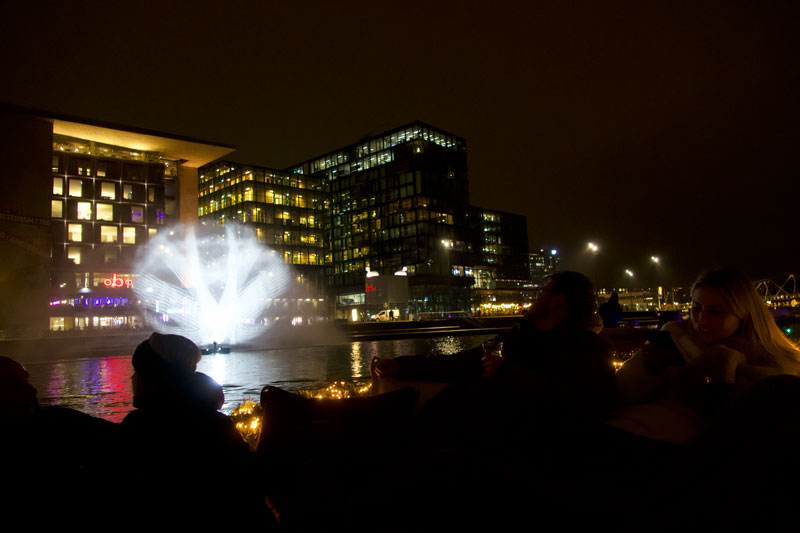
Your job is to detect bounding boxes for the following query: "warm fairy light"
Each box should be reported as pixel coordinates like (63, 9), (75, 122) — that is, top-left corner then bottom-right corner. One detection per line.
(231, 381), (375, 445)
(298, 381), (372, 400)
(231, 399), (263, 450)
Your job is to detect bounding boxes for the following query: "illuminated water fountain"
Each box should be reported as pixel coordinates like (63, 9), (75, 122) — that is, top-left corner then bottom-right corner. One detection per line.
(133, 224), (292, 351)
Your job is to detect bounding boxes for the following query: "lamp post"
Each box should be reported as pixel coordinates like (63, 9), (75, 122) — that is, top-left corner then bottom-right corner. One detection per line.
(625, 269), (634, 310)
(650, 256), (661, 310)
(441, 239), (454, 313)
(587, 242), (600, 290)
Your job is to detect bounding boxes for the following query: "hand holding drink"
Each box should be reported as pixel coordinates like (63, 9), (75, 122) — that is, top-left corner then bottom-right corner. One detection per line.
(481, 339), (504, 379)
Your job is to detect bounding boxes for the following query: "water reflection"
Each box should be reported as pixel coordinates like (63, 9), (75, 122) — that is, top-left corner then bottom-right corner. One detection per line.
(25, 334), (495, 423)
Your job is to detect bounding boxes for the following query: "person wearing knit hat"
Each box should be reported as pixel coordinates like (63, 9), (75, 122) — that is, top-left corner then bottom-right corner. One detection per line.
(130, 332), (223, 411)
(121, 334), (263, 522)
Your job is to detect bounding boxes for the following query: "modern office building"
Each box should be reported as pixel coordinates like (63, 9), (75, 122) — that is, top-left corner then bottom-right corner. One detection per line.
(0, 103), (234, 335)
(197, 162), (331, 319)
(529, 248), (561, 286)
(285, 121), (529, 319)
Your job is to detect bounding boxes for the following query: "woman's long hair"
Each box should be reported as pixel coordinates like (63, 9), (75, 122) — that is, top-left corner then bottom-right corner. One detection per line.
(691, 268), (800, 373)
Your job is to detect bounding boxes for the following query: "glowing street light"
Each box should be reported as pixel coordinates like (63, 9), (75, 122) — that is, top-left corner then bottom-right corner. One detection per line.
(625, 269), (634, 277)
(587, 242), (600, 253)
(651, 256), (660, 264)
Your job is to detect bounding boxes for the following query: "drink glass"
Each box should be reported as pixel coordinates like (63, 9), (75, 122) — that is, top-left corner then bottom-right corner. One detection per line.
(482, 339), (504, 358)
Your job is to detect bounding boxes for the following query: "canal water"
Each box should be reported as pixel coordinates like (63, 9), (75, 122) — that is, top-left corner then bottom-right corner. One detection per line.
(23, 333), (495, 423)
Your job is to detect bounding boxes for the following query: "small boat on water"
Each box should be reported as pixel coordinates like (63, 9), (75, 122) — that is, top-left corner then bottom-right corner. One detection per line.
(201, 342), (230, 355)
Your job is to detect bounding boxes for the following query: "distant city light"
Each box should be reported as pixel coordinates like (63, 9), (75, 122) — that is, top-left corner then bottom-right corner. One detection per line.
(587, 242), (599, 253)
(651, 256), (660, 264)
(550, 249), (558, 256)
(625, 269), (634, 277)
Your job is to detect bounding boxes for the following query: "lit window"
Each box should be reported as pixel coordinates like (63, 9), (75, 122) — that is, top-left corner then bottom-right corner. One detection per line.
(77, 202), (92, 220)
(123, 227), (136, 244)
(100, 182), (115, 199)
(96, 204), (113, 221)
(53, 177), (63, 195)
(131, 206), (144, 223)
(67, 247), (81, 265)
(123, 185), (134, 200)
(148, 228), (158, 240)
(148, 187), (156, 202)
(69, 179), (83, 197)
(51, 200), (63, 218)
(100, 226), (118, 243)
(68, 224), (82, 242)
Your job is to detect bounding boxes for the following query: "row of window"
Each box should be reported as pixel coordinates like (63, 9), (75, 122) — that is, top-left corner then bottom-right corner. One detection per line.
(53, 151), (167, 181)
(53, 177), (163, 203)
(199, 166), (320, 189)
(57, 224), (158, 245)
(199, 188), (326, 212)
(304, 125), (464, 175)
(52, 200), (163, 224)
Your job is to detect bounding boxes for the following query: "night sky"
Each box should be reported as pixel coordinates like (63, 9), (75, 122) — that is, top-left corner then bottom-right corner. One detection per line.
(1, 1), (797, 289)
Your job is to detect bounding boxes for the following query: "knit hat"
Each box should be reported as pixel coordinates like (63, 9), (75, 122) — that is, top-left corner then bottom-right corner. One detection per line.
(132, 333), (200, 381)
(131, 333), (223, 411)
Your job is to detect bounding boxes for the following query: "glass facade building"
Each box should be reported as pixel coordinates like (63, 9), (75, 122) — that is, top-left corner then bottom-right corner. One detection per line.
(286, 121), (529, 318)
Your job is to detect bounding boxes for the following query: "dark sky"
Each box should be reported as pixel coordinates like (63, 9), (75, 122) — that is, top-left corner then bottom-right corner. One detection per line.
(1, 1), (797, 288)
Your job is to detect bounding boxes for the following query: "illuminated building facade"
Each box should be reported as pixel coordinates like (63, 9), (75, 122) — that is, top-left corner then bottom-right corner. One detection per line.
(0, 104), (233, 335)
(528, 248), (560, 287)
(470, 208), (531, 315)
(197, 162), (331, 318)
(287, 122), (528, 318)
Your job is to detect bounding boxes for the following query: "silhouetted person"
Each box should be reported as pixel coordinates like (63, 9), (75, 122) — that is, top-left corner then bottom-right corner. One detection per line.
(0, 356), (120, 521)
(120, 333), (266, 525)
(598, 291), (624, 328)
(370, 272), (616, 528)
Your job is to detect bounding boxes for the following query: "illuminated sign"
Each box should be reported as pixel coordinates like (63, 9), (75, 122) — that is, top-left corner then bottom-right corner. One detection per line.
(103, 273), (133, 288)
(365, 279), (376, 293)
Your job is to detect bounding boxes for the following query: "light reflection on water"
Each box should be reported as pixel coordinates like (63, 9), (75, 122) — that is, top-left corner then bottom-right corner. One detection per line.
(25, 334), (494, 423)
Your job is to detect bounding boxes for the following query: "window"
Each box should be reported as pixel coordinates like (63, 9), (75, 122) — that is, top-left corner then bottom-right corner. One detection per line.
(77, 202), (92, 220)
(148, 228), (158, 240)
(155, 207), (165, 225)
(96, 203), (113, 221)
(97, 161), (106, 177)
(131, 206), (144, 223)
(123, 227), (136, 244)
(53, 177), (63, 195)
(51, 200), (63, 218)
(67, 247), (81, 265)
(123, 184), (134, 200)
(148, 187), (156, 202)
(104, 249), (118, 264)
(100, 182), (115, 199)
(100, 226), (117, 243)
(69, 179), (83, 197)
(68, 224), (82, 242)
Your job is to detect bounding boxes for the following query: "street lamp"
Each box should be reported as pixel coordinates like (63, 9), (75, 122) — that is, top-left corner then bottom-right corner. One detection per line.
(624, 269), (635, 310)
(441, 239), (454, 312)
(587, 242), (600, 289)
(650, 255), (662, 310)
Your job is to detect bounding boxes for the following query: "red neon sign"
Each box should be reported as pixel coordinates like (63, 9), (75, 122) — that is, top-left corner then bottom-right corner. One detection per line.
(103, 273), (133, 288)
(365, 280), (376, 293)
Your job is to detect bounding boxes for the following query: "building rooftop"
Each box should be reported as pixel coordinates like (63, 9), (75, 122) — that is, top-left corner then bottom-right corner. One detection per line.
(2, 102), (236, 167)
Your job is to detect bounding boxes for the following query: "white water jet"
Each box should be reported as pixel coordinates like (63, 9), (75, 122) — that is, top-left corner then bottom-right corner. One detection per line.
(133, 224), (292, 347)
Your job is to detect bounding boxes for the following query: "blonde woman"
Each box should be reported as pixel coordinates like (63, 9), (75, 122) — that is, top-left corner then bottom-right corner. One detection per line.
(611, 268), (800, 444)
